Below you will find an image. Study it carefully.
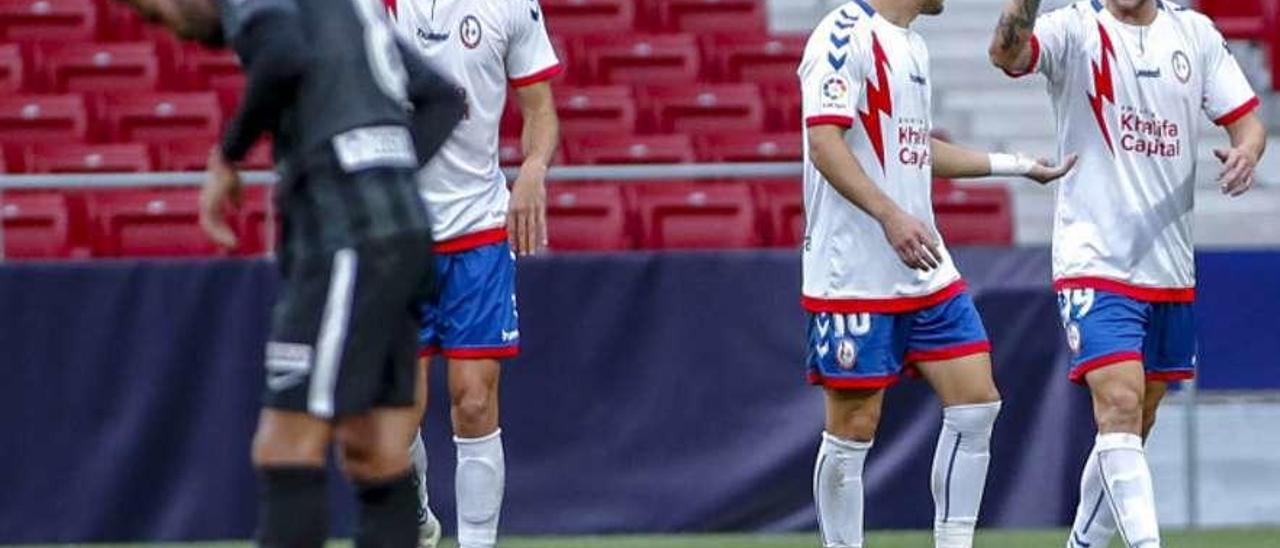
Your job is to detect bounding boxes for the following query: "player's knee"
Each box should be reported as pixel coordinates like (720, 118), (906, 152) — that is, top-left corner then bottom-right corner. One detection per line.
(1095, 385), (1144, 432)
(830, 408), (880, 442)
(451, 387), (498, 430)
(338, 434), (410, 482)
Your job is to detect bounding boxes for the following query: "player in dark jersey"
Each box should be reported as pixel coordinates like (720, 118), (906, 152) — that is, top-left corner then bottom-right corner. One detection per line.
(118, 0), (465, 546)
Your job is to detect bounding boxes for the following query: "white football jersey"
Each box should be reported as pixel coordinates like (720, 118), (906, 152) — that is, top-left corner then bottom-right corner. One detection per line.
(390, 0), (561, 249)
(1012, 0), (1257, 301)
(799, 0), (963, 314)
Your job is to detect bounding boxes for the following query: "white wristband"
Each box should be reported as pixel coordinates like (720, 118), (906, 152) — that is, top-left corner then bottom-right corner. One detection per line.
(988, 153), (1037, 176)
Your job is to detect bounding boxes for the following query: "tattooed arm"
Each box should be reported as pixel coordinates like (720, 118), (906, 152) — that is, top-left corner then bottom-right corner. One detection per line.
(988, 0), (1041, 74)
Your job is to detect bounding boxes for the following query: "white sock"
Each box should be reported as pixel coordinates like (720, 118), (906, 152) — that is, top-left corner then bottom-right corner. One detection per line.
(1068, 449), (1118, 548)
(814, 432), (872, 548)
(1095, 433), (1161, 548)
(931, 401), (1001, 548)
(410, 430), (431, 523)
(455, 429), (505, 548)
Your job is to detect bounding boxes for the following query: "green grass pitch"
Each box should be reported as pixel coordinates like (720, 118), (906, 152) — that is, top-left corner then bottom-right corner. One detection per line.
(17, 529), (1280, 548)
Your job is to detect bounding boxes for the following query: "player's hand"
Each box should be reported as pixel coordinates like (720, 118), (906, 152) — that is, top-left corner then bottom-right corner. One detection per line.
(507, 161), (548, 256)
(200, 146), (243, 250)
(880, 209), (943, 271)
(1025, 153), (1079, 185)
(1214, 146), (1258, 197)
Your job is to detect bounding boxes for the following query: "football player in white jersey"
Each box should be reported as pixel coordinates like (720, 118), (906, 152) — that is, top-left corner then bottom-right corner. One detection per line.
(990, 1), (1266, 546)
(802, 1), (1074, 547)
(388, 0), (561, 546)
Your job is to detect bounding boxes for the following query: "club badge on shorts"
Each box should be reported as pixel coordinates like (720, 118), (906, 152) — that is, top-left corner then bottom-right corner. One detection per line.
(1066, 321), (1082, 355)
(837, 338), (858, 370)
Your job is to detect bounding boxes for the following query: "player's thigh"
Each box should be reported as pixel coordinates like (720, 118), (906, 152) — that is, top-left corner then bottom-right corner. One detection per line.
(824, 387), (886, 442)
(435, 242), (521, 358)
(915, 352), (999, 407)
(1142, 301), (1197, 384)
(252, 409), (332, 467)
(1059, 288), (1147, 384)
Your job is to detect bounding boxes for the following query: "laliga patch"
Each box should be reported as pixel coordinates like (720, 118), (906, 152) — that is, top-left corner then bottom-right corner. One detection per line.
(837, 338), (858, 370)
(821, 74), (850, 110)
(1066, 322), (1082, 355)
(265, 341), (312, 391)
(1172, 50), (1191, 84)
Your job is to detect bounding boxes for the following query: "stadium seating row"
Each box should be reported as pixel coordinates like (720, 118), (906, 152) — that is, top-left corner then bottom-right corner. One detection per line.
(0, 179), (1012, 259)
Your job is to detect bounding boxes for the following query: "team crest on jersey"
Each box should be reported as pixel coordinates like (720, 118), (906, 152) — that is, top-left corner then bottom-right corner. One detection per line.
(836, 338), (858, 370)
(1065, 321), (1082, 355)
(821, 74), (849, 108)
(460, 15), (483, 49)
(1172, 50), (1191, 84)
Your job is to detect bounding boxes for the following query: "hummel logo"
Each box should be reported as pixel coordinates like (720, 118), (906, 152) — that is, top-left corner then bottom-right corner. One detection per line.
(501, 329), (520, 342)
(829, 33), (850, 48)
(816, 342), (831, 357)
(1135, 68), (1161, 79)
(816, 315), (831, 338)
(910, 74), (927, 85)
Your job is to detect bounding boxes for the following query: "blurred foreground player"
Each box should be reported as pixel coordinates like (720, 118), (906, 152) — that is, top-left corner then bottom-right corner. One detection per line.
(990, 0), (1266, 546)
(800, 1), (1075, 546)
(388, 0), (561, 546)
(120, 0), (464, 546)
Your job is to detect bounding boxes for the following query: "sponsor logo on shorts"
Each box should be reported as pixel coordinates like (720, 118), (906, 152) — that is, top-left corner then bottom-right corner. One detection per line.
(265, 342), (312, 391)
(837, 338), (858, 370)
(501, 329), (520, 342)
(1066, 321), (1082, 355)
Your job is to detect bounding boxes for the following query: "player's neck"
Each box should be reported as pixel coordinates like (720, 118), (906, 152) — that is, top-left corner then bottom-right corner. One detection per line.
(1105, 0), (1158, 26)
(868, 0), (920, 28)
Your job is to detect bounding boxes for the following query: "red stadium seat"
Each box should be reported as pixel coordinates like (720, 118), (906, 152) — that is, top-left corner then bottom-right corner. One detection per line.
(753, 179), (804, 248)
(546, 182), (633, 251)
(25, 142), (151, 173)
(178, 44), (242, 89)
(238, 184), (274, 256)
(643, 84), (765, 136)
(0, 94), (88, 144)
(41, 42), (160, 93)
(88, 187), (224, 257)
(0, 0), (98, 42)
(932, 180), (1013, 246)
(0, 44), (25, 92)
(543, 0), (635, 37)
(1198, 0), (1267, 39)
(581, 34), (700, 85)
(99, 0), (144, 40)
(555, 86), (637, 139)
(568, 134), (695, 165)
(695, 132), (802, 163)
(632, 181), (762, 249)
(0, 190), (80, 258)
(101, 92), (221, 144)
(763, 83), (802, 132)
(705, 34), (807, 84)
(156, 139), (272, 171)
(650, 0), (765, 34)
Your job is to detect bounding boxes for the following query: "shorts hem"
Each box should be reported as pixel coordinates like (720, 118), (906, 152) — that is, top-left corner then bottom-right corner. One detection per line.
(1069, 351), (1143, 384)
(808, 371), (900, 390)
(1147, 370), (1195, 382)
(421, 345), (520, 360)
(905, 340), (992, 364)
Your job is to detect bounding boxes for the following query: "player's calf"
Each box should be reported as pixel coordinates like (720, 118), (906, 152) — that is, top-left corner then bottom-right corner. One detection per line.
(930, 400), (1001, 548)
(252, 410), (333, 548)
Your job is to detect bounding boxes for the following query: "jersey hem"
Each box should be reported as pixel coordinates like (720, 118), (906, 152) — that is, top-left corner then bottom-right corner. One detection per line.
(805, 115), (855, 128)
(1213, 96), (1260, 126)
(510, 64), (563, 88)
(1001, 34), (1040, 78)
(434, 227), (508, 254)
(802, 279), (967, 314)
(1053, 276), (1195, 302)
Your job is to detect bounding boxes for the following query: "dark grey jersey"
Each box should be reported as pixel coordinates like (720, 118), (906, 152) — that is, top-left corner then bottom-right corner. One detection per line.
(221, 0), (415, 165)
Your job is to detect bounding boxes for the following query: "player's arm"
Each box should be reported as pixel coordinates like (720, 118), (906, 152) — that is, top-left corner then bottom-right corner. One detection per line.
(203, 8), (310, 249)
(809, 124), (941, 271)
(396, 39), (466, 166)
(932, 137), (1077, 183)
(510, 81), (559, 256)
(988, 0), (1041, 76)
(1216, 112), (1267, 196)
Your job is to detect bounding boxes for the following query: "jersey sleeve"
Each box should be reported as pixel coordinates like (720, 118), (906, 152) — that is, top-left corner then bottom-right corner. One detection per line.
(1198, 21), (1259, 126)
(800, 33), (866, 129)
(505, 0), (562, 88)
(1007, 6), (1079, 82)
(219, 0), (298, 44)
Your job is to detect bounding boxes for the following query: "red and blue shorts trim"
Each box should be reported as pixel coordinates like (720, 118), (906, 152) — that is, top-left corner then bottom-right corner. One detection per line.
(804, 282), (992, 390)
(418, 228), (520, 360)
(1055, 279), (1197, 384)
